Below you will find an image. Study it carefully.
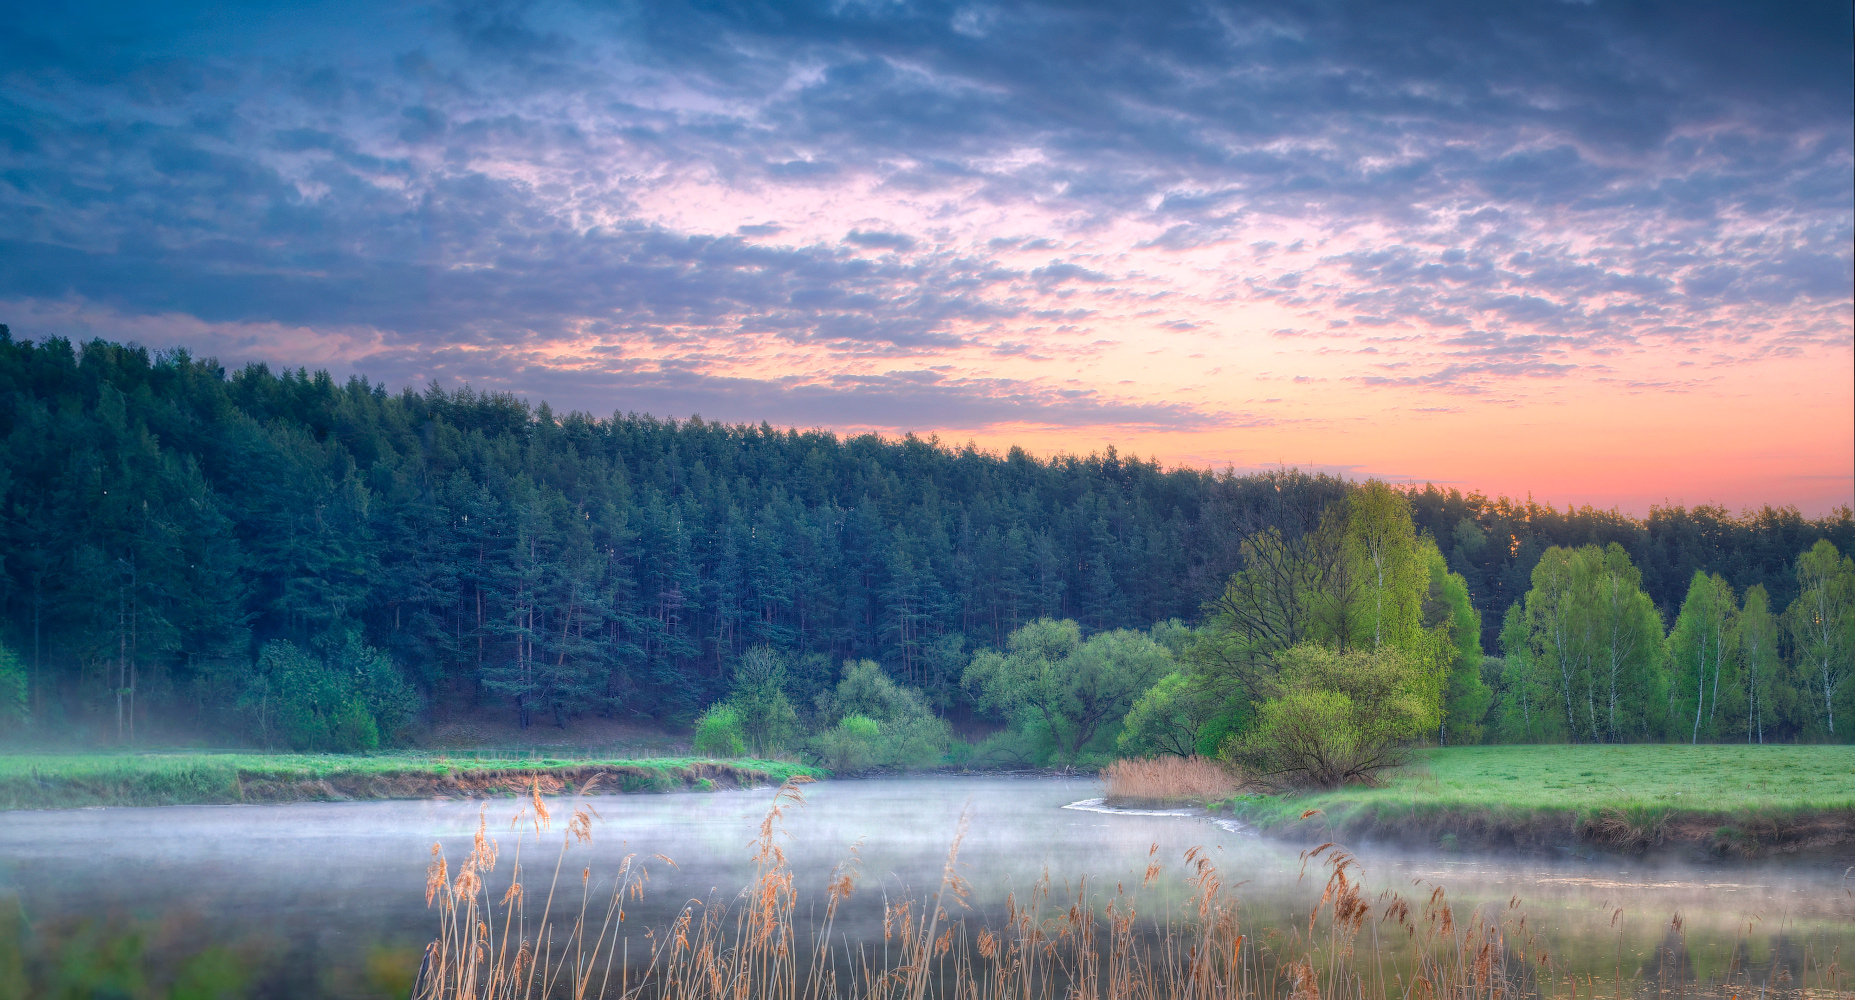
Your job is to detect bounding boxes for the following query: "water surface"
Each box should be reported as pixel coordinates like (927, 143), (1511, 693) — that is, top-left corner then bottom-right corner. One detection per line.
(1, 776), (1848, 996)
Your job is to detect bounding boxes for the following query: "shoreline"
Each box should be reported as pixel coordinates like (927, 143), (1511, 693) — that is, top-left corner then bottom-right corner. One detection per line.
(1215, 797), (1855, 860)
(0, 753), (822, 810)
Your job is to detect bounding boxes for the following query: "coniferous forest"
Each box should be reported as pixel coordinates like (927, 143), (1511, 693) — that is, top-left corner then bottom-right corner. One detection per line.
(1, 332), (1850, 751)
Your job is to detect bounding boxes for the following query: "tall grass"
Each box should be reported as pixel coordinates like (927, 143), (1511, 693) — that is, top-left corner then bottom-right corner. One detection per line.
(416, 777), (1843, 999)
(1102, 757), (1241, 808)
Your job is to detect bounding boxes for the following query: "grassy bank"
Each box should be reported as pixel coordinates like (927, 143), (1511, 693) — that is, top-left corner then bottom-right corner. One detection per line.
(1222, 744), (1855, 857)
(0, 751), (823, 810)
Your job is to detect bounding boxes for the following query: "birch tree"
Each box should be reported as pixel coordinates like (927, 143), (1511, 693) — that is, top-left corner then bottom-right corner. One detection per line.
(1734, 585), (1781, 744)
(1787, 540), (1854, 738)
(1667, 571), (1735, 743)
(1590, 544), (1665, 742)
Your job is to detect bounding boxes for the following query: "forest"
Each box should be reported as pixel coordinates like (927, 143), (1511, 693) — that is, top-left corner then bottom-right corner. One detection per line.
(0, 332), (1850, 758)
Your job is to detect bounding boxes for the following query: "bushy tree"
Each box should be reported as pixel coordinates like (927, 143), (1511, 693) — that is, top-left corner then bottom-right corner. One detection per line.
(1116, 672), (1219, 757)
(1348, 481), (1429, 653)
(965, 619), (1173, 765)
(727, 647), (799, 755)
(692, 704), (746, 757)
(812, 714), (881, 773)
(1192, 509), (1358, 703)
(1221, 644), (1435, 788)
(243, 630), (415, 751)
(813, 659), (949, 768)
(1190, 483), (1467, 751)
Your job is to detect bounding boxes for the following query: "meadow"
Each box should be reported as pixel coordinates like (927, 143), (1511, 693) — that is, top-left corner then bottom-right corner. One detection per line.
(1222, 744), (1855, 855)
(0, 751), (821, 810)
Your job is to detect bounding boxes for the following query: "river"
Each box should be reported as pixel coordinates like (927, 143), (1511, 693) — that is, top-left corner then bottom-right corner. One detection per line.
(1, 775), (1849, 997)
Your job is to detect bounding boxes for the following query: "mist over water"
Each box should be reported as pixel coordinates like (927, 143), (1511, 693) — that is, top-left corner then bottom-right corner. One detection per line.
(2, 776), (1849, 996)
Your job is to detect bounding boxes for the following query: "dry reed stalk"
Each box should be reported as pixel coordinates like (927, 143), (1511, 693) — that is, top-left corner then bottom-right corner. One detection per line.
(1102, 756), (1241, 808)
(414, 779), (1810, 1000)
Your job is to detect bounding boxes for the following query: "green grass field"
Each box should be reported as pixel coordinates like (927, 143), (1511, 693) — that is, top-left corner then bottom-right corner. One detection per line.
(0, 751), (823, 810)
(1224, 745), (1855, 850)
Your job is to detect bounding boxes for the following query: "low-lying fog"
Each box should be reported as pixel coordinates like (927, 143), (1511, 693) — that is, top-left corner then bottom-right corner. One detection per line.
(2, 776), (1848, 995)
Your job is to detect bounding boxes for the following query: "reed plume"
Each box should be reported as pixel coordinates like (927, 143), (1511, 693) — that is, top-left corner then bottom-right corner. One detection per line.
(416, 780), (1824, 999)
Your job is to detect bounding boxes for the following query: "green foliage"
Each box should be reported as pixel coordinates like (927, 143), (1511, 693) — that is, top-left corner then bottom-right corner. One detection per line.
(1425, 539), (1489, 745)
(1666, 571), (1740, 743)
(814, 660), (950, 768)
(1117, 672), (1224, 758)
(1, 335), (1849, 747)
(1221, 643), (1433, 788)
(813, 714), (882, 773)
(728, 647), (799, 755)
(330, 698), (381, 752)
(1786, 539), (1855, 739)
(242, 631), (414, 752)
(1191, 510), (1356, 703)
(965, 619), (1172, 765)
(1191, 481), (1459, 742)
(0, 642), (26, 734)
(964, 727), (1044, 768)
(1145, 619), (1197, 656)
(1734, 586), (1787, 743)
(1347, 481), (1429, 652)
(0, 336), (1377, 737)
(1496, 544), (1665, 743)
(249, 641), (339, 751)
(692, 704), (747, 758)
(1408, 485), (1854, 654)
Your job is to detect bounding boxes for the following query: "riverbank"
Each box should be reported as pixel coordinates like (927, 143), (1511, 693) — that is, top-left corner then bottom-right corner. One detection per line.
(1220, 744), (1855, 859)
(0, 751), (822, 809)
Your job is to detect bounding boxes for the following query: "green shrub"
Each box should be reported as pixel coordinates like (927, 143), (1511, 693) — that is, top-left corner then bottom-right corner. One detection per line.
(1221, 644), (1432, 789)
(242, 632), (415, 751)
(874, 711), (951, 768)
(331, 698), (381, 752)
(730, 648), (799, 754)
(812, 715), (881, 773)
(693, 704), (747, 758)
(816, 661), (951, 769)
(965, 728), (1041, 768)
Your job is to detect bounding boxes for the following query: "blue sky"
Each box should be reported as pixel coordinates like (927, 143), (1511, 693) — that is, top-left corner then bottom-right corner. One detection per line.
(3, 0), (1850, 510)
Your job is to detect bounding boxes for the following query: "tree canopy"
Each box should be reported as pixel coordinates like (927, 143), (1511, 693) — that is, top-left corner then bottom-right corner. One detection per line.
(1, 331), (1850, 748)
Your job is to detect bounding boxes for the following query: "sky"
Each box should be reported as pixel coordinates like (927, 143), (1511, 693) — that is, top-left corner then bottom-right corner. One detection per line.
(2, 0), (1850, 515)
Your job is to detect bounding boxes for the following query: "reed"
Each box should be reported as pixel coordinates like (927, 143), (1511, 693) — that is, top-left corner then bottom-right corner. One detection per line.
(1102, 756), (1242, 808)
(416, 777), (1845, 999)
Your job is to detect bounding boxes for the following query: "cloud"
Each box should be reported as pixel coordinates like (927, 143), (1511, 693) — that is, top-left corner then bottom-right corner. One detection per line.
(844, 229), (917, 251)
(0, 0), (1845, 453)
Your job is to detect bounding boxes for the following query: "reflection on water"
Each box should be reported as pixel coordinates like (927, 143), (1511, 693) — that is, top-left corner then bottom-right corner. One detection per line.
(0, 775), (1849, 997)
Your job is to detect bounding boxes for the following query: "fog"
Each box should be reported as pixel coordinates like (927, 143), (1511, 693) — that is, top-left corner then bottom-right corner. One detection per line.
(2, 776), (1848, 995)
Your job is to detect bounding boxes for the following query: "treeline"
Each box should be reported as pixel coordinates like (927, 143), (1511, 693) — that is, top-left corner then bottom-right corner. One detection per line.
(0, 332), (1849, 746)
(1490, 540), (1854, 745)
(695, 480), (1855, 782)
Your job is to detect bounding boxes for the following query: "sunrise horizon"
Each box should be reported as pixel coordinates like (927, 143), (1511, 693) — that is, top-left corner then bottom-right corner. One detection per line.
(4, 0), (1850, 514)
